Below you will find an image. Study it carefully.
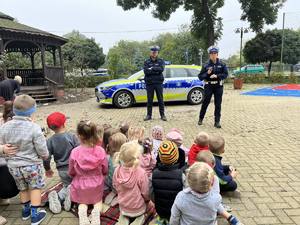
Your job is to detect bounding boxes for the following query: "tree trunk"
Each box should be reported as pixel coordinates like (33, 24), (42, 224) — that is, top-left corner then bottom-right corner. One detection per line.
(268, 61), (272, 76)
(202, 0), (215, 47)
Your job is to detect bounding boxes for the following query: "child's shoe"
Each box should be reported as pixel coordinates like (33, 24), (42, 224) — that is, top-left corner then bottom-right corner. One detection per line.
(63, 186), (71, 211)
(22, 202), (31, 221)
(131, 215), (144, 225)
(31, 207), (47, 225)
(0, 215), (7, 225)
(90, 208), (100, 225)
(78, 204), (90, 225)
(155, 216), (168, 225)
(227, 215), (244, 225)
(116, 214), (129, 225)
(48, 191), (62, 214)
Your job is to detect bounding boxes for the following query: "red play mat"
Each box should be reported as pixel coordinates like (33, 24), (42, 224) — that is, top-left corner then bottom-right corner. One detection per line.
(273, 84), (300, 90)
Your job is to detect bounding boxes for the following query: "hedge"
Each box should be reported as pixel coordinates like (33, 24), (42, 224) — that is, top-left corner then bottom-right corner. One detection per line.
(231, 73), (300, 84)
(64, 76), (112, 88)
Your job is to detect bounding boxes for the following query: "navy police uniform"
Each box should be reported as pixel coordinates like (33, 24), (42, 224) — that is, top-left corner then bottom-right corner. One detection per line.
(198, 46), (228, 128)
(143, 46), (166, 120)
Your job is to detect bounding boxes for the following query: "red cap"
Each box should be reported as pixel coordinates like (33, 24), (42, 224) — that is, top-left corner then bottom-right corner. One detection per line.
(47, 112), (66, 129)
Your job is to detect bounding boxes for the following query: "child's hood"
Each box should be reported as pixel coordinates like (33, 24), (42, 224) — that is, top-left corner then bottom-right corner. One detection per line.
(114, 166), (140, 188)
(75, 147), (105, 171)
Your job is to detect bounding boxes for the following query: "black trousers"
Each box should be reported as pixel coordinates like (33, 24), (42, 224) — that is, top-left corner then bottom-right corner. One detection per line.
(220, 180), (238, 192)
(0, 166), (19, 199)
(146, 83), (165, 117)
(199, 84), (223, 123)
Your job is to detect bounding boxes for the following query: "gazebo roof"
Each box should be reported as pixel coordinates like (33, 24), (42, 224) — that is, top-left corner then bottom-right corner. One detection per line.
(0, 12), (67, 44)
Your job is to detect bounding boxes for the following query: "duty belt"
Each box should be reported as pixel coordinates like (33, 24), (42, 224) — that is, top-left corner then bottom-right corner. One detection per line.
(205, 80), (224, 86)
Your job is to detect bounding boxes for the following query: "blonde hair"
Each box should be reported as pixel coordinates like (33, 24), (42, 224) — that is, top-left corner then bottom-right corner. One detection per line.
(194, 132), (209, 146)
(118, 141), (142, 167)
(14, 75), (22, 84)
(108, 132), (127, 156)
(13, 94), (36, 111)
(209, 135), (225, 155)
(196, 150), (215, 167)
(127, 126), (145, 142)
(187, 162), (214, 193)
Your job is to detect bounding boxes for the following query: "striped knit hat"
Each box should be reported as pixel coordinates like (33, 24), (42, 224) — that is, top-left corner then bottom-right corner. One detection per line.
(158, 140), (179, 165)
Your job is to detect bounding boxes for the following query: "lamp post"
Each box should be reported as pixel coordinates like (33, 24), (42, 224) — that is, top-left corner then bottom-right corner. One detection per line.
(235, 27), (250, 71)
(198, 48), (203, 66)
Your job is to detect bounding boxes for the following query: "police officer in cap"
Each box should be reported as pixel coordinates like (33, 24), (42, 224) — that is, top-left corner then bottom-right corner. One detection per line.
(198, 46), (228, 128)
(143, 46), (167, 121)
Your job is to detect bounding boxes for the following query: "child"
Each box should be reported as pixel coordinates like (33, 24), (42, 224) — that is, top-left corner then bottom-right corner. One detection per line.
(119, 121), (130, 137)
(196, 150), (232, 212)
(106, 132), (127, 189)
(113, 141), (149, 225)
(127, 126), (145, 142)
(69, 120), (108, 225)
(96, 124), (104, 146)
(139, 137), (156, 177)
(43, 112), (80, 214)
(103, 127), (118, 151)
(0, 94), (49, 225)
(151, 140), (185, 225)
(188, 131), (209, 166)
(151, 125), (164, 160)
(170, 162), (243, 225)
(0, 101), (14, 125)
(209, 135), (238, 192)
(165, 129), (188, 169)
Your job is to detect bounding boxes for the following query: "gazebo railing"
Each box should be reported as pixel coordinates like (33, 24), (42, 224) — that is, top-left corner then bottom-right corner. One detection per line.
(7, 69), (44, 86)
(44, 66), (64, 85)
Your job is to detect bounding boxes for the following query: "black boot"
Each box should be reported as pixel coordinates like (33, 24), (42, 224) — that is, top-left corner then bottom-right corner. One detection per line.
(198, 119), (203, 125)
(214, 122), (222, 128)
(144, 115), (152, 121)
(161, 115), (167, 121)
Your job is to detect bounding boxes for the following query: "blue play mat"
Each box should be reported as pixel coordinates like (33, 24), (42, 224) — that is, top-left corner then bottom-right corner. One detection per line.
(242, 86), (300, 97)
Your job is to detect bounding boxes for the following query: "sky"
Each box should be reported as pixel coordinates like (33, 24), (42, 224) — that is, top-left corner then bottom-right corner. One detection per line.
(1, 0), (300, 58)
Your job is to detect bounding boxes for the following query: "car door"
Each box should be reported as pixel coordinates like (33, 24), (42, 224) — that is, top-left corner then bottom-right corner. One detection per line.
(164, 68), (190, 101)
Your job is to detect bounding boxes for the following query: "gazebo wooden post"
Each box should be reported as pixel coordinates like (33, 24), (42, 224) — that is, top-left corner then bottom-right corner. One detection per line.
(58, 46), (63, 67)
(52, 47), (57, 66)
(30, 51), (35, 70)
(41, 44), (46, 72)
(0, 37), (7, 79)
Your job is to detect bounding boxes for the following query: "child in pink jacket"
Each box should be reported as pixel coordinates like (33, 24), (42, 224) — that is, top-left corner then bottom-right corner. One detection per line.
(139, 138), (156, 177)
(69, 121), (108, 225)
(113, 141), (150, 225)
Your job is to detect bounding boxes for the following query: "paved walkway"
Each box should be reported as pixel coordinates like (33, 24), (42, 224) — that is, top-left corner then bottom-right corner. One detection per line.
(1, 84), (300, 225)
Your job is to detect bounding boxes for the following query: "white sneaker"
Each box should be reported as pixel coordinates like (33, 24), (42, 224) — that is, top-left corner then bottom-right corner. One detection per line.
(90, 208), (100, 225)
(78, 205), (91, 225)
(63, 186), (71, 211)
(48, 191), (62, 214)
(0, 215), (7, 225)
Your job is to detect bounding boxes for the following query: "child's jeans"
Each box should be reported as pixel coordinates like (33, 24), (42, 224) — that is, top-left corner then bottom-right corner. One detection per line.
(220, 180), (237, 192)
(8, 164), (45, 191)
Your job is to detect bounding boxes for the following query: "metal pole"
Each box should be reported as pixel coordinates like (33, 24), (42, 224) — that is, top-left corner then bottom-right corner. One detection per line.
(239, 27), (243, 71)
(280, 12), (285, 73)
(200, 54), (203, 66)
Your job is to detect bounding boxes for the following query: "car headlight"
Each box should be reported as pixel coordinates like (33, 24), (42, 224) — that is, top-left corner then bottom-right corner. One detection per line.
(99, 86), (112, 91)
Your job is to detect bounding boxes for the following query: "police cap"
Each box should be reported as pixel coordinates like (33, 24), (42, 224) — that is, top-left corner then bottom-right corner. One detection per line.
(150, 45), (160, 52)
(207, 46), (219, 54)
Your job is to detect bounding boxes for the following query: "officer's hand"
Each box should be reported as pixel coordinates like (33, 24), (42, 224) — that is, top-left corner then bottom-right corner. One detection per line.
(210, 74), (218, 79)
(148, 67), (153, 70)
(207, 68), (213, 75)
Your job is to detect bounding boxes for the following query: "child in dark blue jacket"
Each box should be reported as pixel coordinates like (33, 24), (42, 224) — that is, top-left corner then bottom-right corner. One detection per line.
(209, 135), (238, 192)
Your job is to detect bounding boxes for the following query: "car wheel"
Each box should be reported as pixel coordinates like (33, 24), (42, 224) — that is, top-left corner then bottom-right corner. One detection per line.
(113, 90), (134, 108)
(187, 88), (204, 105)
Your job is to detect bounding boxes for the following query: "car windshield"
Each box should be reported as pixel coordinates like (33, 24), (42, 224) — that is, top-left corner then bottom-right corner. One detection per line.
(127, 70), (144, 80)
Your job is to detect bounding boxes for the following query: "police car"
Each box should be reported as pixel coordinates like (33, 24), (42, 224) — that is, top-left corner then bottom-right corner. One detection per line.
(95, 65), (204, 108)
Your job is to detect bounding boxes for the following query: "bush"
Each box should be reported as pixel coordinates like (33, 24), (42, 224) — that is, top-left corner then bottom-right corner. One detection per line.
(234, 73), (300, 84)
(64, 76), (111, 88)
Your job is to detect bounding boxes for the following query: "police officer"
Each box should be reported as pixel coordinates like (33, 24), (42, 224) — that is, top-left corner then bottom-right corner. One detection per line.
(143, 46), (167, 121)
(198, 46), (228, 128)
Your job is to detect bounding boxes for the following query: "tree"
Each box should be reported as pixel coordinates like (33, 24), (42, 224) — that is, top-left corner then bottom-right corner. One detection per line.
(243, 29), (300, 75)
(116, 0), (285, 48)
(62, 30), (105, 75)
(238, 0), (286, 32)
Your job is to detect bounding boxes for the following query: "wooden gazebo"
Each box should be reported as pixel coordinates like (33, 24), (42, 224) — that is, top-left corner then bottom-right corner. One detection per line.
(0, 12), (67, 89)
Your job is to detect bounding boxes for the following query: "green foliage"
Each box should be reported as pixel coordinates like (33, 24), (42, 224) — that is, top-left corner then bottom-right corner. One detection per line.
(107, 27), (206, 77)
(64, 75), (111, 88)
(243, 29), (300, 75)
(235, 73), (300, 84)
(238, 0), (286, 32)
(62, 30), (106, 74)
(117, 0), (285, 47)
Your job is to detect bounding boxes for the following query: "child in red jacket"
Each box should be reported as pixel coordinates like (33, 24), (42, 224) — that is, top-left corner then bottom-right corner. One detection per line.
(188, 132), (209, 166)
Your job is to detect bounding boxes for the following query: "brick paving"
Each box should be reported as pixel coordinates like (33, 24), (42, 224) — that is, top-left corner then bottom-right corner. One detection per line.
(1, 84), (300, 225)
